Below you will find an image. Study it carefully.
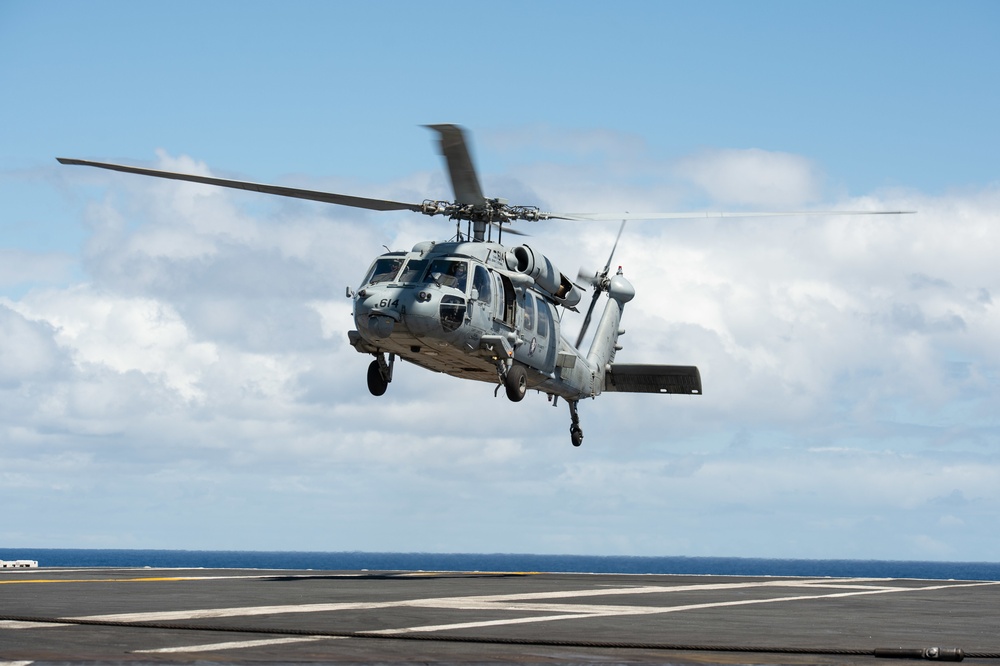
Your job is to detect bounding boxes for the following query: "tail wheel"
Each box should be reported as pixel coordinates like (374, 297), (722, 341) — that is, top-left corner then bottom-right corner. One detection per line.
(504, 365), (528, 402)
(367, 359), (388, 396)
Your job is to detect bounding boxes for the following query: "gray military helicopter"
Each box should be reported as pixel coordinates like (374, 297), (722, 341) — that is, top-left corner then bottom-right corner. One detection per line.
(59, 125), (909, 446)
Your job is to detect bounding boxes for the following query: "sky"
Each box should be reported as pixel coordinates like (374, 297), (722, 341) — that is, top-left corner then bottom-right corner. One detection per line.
(2, 1), (999, 562)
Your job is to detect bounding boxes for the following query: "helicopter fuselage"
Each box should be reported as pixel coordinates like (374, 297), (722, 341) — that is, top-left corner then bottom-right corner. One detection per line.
(348, 240), (620, 402)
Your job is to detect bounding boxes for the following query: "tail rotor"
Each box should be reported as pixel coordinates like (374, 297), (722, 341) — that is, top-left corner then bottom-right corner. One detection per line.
(575, 220), (626, 349)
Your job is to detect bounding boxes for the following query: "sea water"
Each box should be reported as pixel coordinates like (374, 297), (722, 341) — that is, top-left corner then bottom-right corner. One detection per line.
(2, 549), (998, 580)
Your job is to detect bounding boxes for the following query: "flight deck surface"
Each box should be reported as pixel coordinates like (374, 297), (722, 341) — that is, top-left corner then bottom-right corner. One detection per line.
(2, 567), (999, 664)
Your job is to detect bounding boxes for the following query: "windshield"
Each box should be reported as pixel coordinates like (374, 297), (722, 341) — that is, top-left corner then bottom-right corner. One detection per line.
(396, 259), (428, 284)
(363, 256), (404, 285)
(423, 259), (469, 291)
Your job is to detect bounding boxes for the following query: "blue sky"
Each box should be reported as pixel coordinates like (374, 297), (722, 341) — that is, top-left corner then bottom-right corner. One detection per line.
(2, 1), (1000, 561)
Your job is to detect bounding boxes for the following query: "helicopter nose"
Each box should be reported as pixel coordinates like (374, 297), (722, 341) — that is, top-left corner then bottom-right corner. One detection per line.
(354, 290), (401, 340)
(398, 292), (439, 336)
(367, 314), (395, 339)
(354, 288), (457, 340)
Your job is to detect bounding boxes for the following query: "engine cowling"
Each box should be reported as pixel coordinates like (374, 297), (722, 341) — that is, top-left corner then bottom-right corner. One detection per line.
(506, 244), (583, 308)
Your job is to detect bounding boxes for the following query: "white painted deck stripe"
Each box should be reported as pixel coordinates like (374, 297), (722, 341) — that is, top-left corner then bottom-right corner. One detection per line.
(1, 620), (71, 629)
(373, 581), (1000, 634)
(53, 579), (999, 635)
(74, 601), (395, 622)
(67, 578), (880, 623)
(133, 636), (333, 653)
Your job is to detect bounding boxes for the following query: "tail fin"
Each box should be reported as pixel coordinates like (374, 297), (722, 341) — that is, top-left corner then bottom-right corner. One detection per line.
(586, 271), (635, 389)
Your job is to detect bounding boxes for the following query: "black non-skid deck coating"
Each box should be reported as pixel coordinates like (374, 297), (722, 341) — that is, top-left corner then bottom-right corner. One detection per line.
(2, 567), (999, 664)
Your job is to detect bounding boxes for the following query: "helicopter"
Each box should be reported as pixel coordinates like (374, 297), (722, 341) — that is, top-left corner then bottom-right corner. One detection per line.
(58, 124), (911, 446)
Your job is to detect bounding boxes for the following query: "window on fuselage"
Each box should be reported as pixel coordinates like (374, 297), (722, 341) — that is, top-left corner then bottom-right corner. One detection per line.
(522, 292), (536, 331)
(473, 265), (492, 304)
(423, 259), (469, 292)
(536, 299), (551, 338)
(363, 256), (404, 285)
(496, 273), (516, 327)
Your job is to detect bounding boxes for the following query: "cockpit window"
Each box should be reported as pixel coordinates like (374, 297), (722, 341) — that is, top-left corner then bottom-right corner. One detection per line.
(363, 256), (404, 285)
(423, 259), (468, 291)
(473, 265), (492, 303)
(397, 259), (428, 284)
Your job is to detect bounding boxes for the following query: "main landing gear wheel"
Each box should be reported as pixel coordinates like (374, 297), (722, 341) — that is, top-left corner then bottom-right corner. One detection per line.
(568, 399), (584, 447)
(367, 359), (388, 396)
(504, 365), (527, 402)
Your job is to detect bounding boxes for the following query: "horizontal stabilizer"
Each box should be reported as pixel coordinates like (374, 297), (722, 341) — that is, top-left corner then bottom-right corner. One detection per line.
(604, 364), (702, 395)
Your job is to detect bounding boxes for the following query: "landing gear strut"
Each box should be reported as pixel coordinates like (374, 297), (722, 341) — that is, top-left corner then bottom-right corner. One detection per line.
(367, 353), (394, 396)
(568, 400), (584, 447)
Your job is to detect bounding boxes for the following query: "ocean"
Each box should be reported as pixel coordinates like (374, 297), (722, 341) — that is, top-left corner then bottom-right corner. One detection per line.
(2, 549), (999, 580)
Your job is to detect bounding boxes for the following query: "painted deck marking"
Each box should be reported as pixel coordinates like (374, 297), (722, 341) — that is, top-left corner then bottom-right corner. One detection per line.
(75, 601), (397, 622)
(61, 579), (1000, 633)
(133, 636), (334, 653)
(1, 620), (72, 629)
(66, 577), (887, 622)
(67, 579), (804, 622)
(374, 583), (1000, 634)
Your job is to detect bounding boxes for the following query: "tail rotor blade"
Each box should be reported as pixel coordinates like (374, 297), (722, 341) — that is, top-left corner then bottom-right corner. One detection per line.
(576, 220), (627, 349)
(575, 289), (601, 349)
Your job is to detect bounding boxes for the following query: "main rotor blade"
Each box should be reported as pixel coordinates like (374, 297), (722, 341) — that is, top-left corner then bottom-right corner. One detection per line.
(56, 158), (425, 213)
(492, 223), (528, 237)
(425, 124), (486, 207)
(542, 210), (915, 221)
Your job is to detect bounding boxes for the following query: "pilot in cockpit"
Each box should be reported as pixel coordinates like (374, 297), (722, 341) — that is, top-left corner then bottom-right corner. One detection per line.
(450, 262), (468, 292)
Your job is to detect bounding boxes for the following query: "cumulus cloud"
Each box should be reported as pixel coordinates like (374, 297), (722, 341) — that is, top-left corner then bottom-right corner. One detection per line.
(4, 135), (1000, 558)
(674, 148), (825, 207)
(0, 249), (76, 291)
(0, 303), (67, 388)
(11, 286), (218, 400)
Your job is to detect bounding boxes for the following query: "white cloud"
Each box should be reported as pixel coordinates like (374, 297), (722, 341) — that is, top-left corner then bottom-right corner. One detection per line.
(11, 286), (217, 401)
(674, 148), (825, 208)
(0, 249), (75, 290)
(0, 304), (67, 387)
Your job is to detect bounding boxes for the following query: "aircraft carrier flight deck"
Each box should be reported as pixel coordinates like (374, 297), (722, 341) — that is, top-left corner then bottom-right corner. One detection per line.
(3, 566), (1000, 664)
